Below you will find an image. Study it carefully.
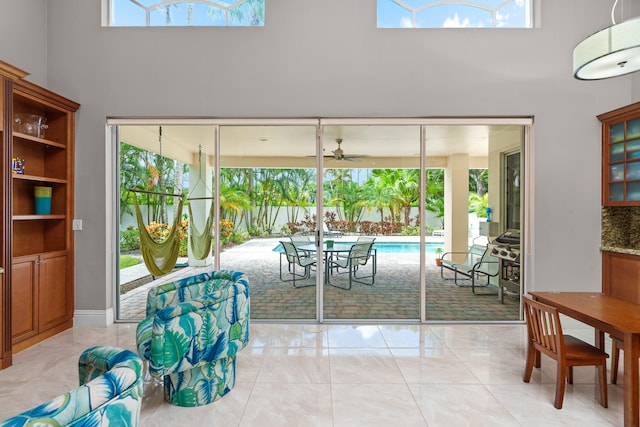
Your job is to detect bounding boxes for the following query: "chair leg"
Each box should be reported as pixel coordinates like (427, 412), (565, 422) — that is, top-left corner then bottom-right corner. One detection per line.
(554, 362), (567, 409)
(523, 342), (536, 383)
(611, 340), (621, 385)
(598, 363), (608, 408)
(164, 355), (237, 407)
(567, 366), (573, 384)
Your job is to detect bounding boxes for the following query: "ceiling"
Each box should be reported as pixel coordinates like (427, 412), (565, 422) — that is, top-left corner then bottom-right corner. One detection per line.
(119, 123), (524, 168)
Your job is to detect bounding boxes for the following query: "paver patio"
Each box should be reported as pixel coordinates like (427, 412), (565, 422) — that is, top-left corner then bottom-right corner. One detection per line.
(119, 237), (520, 322)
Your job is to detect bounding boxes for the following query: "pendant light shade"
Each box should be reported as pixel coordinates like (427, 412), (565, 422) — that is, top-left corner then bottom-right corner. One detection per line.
(573, 17), (640, 80)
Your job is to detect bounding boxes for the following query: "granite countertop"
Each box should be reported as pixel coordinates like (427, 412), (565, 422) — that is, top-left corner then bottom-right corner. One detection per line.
(600, 246), (640, 256)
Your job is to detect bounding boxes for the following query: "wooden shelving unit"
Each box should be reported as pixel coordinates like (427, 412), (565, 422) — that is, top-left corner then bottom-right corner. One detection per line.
(0, 61), (79, 365)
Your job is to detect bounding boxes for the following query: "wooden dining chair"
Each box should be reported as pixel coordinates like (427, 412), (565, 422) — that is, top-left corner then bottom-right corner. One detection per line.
(522, 296), (609, 409)
(610, 334), (628, 385)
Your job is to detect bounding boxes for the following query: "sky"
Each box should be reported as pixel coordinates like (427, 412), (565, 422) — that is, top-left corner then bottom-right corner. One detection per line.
(110, 0), (530, 28)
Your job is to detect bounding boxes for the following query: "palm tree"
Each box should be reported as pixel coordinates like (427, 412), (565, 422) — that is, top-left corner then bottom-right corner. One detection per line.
(389, 169), (419, 227)
(426, 169), (445, 228)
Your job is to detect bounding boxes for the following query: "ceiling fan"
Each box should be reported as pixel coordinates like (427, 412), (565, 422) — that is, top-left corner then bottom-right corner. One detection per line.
(323, 138), (370, 162)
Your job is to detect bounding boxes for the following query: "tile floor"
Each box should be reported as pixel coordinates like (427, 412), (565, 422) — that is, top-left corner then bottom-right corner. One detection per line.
(0, 322), (626, 426)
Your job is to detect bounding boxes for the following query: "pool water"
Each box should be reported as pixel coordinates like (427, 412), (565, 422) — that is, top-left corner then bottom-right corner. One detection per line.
(274, 241), (442, 254)
(371, 242), (443, 254)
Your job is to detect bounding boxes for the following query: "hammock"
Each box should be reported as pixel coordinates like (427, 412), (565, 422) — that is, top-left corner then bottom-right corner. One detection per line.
(134, 197), (183, 276)
(188, 201), (214, 260)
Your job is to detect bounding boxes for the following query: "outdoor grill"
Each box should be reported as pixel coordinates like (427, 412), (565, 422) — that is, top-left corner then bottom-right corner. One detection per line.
(489, 229), (521, 301)
(489, 229), (520, 263)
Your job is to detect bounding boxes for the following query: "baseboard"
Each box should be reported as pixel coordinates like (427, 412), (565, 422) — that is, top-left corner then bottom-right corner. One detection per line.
(74, 308), (114, 327)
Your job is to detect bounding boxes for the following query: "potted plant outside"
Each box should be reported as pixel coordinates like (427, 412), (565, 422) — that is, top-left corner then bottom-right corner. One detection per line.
(435, 247), (443, 267)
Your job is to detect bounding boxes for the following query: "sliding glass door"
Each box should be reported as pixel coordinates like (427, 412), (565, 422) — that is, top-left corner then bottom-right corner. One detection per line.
(320, 124), (422, 321)
(113, 118), (529, 323)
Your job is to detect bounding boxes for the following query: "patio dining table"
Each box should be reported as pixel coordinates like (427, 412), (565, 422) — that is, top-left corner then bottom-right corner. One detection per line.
(296, 242), (354, 285)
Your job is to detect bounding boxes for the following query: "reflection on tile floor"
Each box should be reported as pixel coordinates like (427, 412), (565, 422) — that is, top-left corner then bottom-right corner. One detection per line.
(0, 323), (625, 426)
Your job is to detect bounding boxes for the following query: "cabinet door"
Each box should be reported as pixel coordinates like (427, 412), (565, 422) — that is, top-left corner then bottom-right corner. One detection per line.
(11, 256), (38, 344)
(602, 251), (640, 303)
(38, 252), (70, 332)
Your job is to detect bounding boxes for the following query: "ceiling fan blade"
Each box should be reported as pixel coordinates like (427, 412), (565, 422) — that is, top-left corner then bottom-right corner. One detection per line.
(344, 157), (362, 163)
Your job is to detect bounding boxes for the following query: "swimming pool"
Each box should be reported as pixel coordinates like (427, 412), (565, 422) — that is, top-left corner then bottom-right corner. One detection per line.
(370, 242), (443, 254)
(273, 241), (442, 253)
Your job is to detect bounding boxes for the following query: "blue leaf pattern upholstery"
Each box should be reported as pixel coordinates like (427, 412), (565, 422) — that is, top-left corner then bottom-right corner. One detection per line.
(135, 270), (250, 407)
(0, 346), (144, 426)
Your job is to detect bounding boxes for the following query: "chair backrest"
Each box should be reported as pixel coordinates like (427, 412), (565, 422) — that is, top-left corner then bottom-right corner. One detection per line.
(290, 235), (311, 246)
(145, 270), (245, 317)
(465, 244), (488, 266)
(523, 296), (563, 360)
(356, 236), (376, 244)
(349, 242), (374, 265)
(281, 241), (303, 264)
(476, 247), (499, 275)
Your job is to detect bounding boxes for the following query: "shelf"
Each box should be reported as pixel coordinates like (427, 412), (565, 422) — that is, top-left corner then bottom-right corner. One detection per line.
(12, 132), (65, 149)
(13, 215), (66, 221)
(12, 174), (66, 184)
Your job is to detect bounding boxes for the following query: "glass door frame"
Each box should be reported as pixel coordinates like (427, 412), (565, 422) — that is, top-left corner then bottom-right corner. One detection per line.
(109, 117), (533, 324)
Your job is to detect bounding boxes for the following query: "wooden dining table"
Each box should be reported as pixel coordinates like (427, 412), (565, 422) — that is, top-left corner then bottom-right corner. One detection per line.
(529, 292), (640, 427)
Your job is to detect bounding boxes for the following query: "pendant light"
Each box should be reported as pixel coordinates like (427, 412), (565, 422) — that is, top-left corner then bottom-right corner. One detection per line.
(573, 0), (640, 80)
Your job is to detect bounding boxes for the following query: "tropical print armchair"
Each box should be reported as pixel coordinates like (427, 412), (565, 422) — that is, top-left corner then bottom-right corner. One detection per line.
(0, 345), (144, 426)
(136, 270), (250, 407)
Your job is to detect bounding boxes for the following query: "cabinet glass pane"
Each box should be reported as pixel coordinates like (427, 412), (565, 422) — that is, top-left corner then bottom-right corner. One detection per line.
(611, 143), (625, 161)
(611, 123), (624, 143)
(610, 164), (624, 182)
(628, 161), (640, 180)
(629, 118), (640, 140)
(628, 140), (640, 160)
(610, 183), (624, 201)
(628, 182), (640, 201)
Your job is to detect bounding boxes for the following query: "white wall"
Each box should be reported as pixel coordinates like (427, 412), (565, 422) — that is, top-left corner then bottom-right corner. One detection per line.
(2, 0), (639, 317)
(0, 0), (47, 87)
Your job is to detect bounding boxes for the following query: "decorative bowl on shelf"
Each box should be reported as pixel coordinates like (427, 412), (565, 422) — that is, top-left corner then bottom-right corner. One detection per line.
(14, 113), (48, 138)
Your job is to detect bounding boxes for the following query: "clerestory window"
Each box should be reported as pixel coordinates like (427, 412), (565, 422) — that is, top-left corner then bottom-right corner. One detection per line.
(108, 0), (265, 27)
(377, 0), (532, 28)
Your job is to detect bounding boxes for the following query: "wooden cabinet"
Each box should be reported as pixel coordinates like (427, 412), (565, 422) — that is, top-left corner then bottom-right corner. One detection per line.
(11, 252), (70, 348)
(598, 102), (640, 206)
(602, 251), (640, 304)
(600, 103), (640, 301)
(0, 60), (79, 364)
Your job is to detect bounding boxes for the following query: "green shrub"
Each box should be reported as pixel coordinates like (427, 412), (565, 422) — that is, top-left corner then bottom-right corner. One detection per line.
(120, 226), (140, 251)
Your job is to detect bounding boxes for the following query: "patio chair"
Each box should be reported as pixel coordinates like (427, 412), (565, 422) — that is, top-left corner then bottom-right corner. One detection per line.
(290, 234), (313, 257)
(279, 241), (316, 287)
(440, 244), (499, 291)
(327, 241), (376, 290)
(522, 296), (609, 409)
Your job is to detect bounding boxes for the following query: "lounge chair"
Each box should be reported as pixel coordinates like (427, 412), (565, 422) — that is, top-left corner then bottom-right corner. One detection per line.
(440, 244), (499, 292)
(323, 222), (342, 237)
